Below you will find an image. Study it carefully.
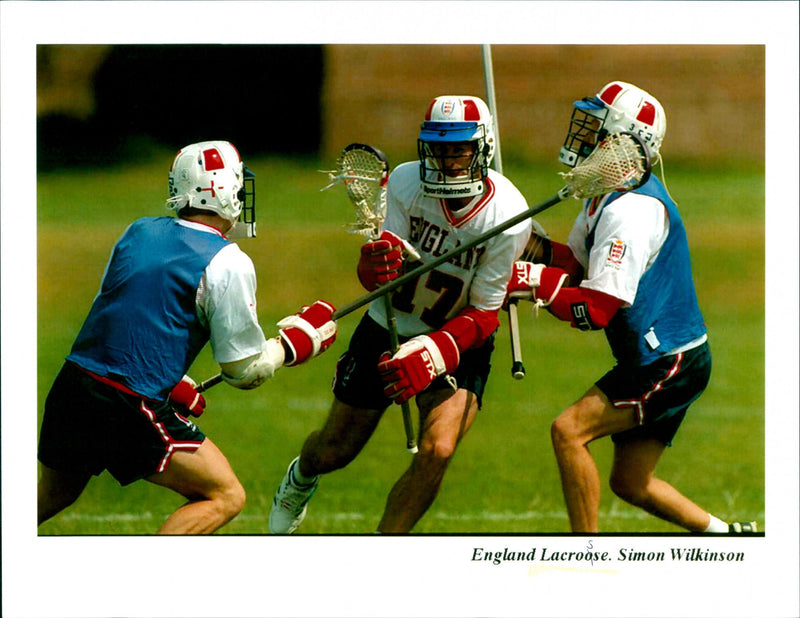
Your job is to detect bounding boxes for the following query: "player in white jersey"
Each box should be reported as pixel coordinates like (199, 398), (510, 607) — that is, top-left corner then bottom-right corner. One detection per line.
(270, 95), (531, 533)
(38, 141), (338, 534)
(508, 82), (757, 534)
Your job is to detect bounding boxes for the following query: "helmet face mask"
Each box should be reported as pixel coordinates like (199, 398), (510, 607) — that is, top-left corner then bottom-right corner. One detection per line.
(167, 140), (257, 237)
(418, 95), (495, 198)
(559, 98), (609, 167)
(228, 166), (256, 238)
(559, 82), (666, 169)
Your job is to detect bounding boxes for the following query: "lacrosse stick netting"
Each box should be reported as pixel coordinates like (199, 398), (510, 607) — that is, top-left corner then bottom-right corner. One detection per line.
(321, 144), (388, 237)
(560, 131), (650, 199)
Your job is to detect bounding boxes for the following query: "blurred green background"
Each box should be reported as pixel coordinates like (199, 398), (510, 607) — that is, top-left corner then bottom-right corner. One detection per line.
(36, 45), (764, 534)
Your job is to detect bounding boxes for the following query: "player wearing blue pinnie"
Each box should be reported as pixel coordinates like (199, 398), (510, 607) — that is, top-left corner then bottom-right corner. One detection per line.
(508, 82), (757, 534)
(269, 95), (531, 534)
(37, 141), (338, 534)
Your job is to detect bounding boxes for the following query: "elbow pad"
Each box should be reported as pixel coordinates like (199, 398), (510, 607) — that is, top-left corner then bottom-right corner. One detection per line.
(441, 307), (500, 351)
(548, 287), (622, 331)
(221, 337), (286, 389)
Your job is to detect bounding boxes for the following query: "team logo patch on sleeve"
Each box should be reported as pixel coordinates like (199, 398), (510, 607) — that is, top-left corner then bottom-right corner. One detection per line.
(606, 239), (626, 269)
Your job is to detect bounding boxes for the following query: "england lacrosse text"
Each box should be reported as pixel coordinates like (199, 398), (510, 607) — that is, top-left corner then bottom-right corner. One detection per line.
(409, 215), (486, 270)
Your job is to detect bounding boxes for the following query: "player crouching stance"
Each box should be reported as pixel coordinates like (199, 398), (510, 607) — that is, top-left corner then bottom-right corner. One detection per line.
(269, 96), (531, 533)
(508, 82), (757, 534)
(37, 141), (337, 534)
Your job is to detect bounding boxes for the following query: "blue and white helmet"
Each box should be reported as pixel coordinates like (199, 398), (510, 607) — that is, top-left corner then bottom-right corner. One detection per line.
(559, 81), (667, 168)
(166, 140), (256, 237)
(417, 95), (496, 198)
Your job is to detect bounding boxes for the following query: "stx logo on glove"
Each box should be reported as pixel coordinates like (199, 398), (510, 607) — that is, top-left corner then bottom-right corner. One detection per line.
(420, 349), (438, 381)
(515, 263), (534, 287)
(377, 331), (460, 405)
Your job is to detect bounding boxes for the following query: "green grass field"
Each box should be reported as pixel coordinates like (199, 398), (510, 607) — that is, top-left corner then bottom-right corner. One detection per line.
(36, 150), (765, 535)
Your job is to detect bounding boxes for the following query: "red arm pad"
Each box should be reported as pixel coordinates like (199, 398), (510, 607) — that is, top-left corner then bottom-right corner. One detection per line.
(549, 241), (584, 283)
(440, 306), (500, 351)
(547, 286), (623, 330)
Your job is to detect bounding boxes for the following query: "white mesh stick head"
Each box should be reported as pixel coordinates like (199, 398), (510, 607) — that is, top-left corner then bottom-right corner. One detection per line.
(321, 143), (389, 237)
(559, 132), (650, 199)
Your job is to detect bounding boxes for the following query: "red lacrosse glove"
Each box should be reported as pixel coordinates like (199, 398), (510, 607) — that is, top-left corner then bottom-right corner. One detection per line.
(507, 262), (569, 308)
(377, 331), (460, 404)
(278, 300), (338, 366)
(357, 231), (420, 292)
(168, 376), (207, 418)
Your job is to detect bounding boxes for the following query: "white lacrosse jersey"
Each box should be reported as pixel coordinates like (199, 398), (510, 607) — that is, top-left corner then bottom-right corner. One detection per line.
(367, 162), (531, 337)
(566, 191), (669, 307)
(188, 224), (268, 364)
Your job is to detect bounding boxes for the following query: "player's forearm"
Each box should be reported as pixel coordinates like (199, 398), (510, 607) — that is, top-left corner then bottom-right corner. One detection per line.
(220, 338), (287, 389)
(549, 241), (584, 284)
(440, 306), (500, 351)
(525, 235), (584, 284)
(547, 286), (622, 330)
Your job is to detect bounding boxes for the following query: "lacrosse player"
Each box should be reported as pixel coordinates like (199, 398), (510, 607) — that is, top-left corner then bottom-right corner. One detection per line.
(269, 96), (531, 533)
(37, 141), (338, 534)
(507, 82), (757, 534)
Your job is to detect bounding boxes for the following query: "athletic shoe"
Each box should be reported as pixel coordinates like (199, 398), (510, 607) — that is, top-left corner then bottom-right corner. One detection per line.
(728, 521), (758, 533)
(268, 457), (318, 534)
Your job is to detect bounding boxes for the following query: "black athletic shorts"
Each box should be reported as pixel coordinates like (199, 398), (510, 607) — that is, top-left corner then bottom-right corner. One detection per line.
(333, 313), (495, 411)
(38, 361), (205, 485)
(598, 341), (712, 446)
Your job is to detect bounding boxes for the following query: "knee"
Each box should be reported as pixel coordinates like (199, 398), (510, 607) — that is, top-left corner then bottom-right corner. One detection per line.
(416, 436), (457, 478)
(218, 479), (246, 519)
(609, 473), (647, 506)
(550, 414), (577, 452)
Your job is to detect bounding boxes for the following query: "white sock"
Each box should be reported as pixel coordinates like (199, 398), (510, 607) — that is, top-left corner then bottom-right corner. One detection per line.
(291, 458), (318, 486)
(704, 514), (729, 533)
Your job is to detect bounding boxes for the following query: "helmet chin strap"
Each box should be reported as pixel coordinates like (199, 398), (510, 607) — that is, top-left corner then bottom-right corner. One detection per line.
(654, 154), (675, 204)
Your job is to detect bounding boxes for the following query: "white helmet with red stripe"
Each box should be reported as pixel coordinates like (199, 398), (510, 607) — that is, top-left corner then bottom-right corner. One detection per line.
(417, 95), (496, 198)
(559, 81), (666, 167)
(166, 140), (256, 237)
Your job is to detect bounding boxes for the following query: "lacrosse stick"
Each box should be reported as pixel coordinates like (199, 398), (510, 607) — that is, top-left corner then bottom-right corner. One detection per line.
(331, 131), (651, 321)
(196, 373), (223, 393)
(321, 143), (419, 454)
(481, 44), (525, 381)
(195, 132), (650, 393)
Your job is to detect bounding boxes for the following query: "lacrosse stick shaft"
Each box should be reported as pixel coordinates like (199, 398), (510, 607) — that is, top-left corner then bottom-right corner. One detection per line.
(482, 44), (524, 380)
(481, 45), (503, 175)
(196, 373), (223, 393)
(508, 300), (526, 380)
(383, 295), (419, 453)
(332, 189), (567, 321)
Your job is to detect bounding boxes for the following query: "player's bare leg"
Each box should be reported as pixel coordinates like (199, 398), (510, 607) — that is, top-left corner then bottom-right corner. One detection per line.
(377, 387), (478, 533)
(146, 438), (245, 534)
(609, 438), (712, 532)
(550, 385), (637, 532)
(298, 398), (384, 477)
(38, 465), (91, 525)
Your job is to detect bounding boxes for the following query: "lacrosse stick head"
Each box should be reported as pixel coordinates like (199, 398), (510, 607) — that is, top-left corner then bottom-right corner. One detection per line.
(321, 143), (389, 237)
(559, 132), (651, 200)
